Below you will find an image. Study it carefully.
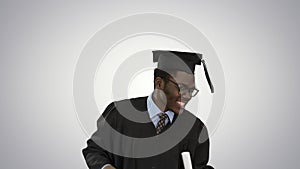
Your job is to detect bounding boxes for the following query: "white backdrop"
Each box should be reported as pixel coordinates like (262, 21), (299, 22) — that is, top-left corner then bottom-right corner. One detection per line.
(1, 1), (299, 168)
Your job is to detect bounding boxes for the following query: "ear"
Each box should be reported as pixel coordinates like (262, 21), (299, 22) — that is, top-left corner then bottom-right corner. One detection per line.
(154, 77), (165, 90)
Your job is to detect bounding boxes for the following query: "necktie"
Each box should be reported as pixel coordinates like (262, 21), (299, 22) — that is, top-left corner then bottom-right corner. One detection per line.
(156, 113), (169, 134)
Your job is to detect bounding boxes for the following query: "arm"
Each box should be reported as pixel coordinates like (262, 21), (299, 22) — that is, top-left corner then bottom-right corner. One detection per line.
(191, 121), (214, 169)
(82, 102), (117, 169)
(82, 139), (114, 169)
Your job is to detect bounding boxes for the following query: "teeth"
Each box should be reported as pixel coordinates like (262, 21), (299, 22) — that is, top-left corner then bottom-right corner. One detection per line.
(176, 101), (185, 107)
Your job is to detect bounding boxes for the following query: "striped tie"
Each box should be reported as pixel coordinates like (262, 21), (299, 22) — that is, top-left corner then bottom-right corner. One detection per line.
(156, 113), (169, 134)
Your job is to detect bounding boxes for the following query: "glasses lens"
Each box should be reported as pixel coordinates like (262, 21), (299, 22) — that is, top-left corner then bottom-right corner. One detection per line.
(177, 84), (186, 92)
(168, 79), (199, 97)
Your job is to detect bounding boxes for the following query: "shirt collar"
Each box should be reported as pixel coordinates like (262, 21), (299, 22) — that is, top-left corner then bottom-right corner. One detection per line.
(147, 93), (175, 123)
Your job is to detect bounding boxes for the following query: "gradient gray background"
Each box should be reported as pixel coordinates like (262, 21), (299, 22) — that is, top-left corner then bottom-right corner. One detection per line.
(1, 0), (299, 168)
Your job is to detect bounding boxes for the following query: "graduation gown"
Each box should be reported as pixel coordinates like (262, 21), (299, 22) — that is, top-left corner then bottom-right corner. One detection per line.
(82, 97), (214, 169)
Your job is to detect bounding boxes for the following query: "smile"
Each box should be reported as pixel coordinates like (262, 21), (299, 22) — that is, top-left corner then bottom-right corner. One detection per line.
(176, 101), (186, 107)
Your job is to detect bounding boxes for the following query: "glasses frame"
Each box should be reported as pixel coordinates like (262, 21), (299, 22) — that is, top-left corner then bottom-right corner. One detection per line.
(166, 78), (199, 97)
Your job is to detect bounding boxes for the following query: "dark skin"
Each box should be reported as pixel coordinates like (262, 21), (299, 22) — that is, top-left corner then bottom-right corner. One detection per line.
(103, 71), (195, 169)
(153, 71), (195, 114)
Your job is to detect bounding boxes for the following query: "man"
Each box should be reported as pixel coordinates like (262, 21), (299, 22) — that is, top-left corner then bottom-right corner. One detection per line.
(82, 50), (215, 169)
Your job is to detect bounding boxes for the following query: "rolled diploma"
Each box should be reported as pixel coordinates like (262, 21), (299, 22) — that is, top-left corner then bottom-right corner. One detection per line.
(181, 152), (193, 169)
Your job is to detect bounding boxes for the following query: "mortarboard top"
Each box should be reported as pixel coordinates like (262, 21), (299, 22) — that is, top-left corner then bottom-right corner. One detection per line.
(152, 50), (214, 93)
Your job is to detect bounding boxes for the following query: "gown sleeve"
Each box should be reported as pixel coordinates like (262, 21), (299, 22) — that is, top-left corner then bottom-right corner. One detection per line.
(191, 120), (215, 169)
(82, 102), (116, 169)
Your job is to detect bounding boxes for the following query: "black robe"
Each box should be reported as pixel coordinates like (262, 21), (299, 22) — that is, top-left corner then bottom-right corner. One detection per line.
(82, 97), (214, 169)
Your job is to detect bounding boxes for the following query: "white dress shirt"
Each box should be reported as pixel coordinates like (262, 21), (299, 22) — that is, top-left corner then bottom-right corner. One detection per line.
(147, 93), (175, 127)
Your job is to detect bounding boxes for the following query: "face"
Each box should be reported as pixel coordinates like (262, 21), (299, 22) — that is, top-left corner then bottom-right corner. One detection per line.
(155, 71), (196, 114)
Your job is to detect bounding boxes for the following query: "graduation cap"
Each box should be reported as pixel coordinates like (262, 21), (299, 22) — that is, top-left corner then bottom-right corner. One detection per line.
(152, 50), (214, 93)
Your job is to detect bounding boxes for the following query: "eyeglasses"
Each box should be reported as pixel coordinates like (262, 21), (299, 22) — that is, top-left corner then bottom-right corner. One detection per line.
(166, 79), (199, 97)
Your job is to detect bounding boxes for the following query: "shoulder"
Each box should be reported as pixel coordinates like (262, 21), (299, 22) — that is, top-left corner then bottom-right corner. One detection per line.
(182, 109), (206, 127)
(181, 109), (209, 140)
(113, 96), (148, 111)
(102, 96), (148, 117)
